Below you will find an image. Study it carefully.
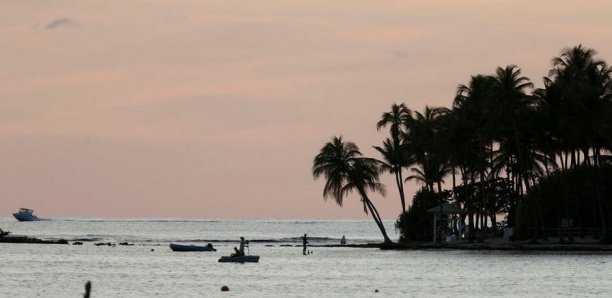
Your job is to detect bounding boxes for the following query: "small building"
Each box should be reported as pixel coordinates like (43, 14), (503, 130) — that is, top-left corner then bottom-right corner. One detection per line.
(427, 203), (465, 242)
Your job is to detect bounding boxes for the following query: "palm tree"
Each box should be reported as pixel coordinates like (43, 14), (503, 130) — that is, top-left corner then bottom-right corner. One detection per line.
(549, 45), (612, 241)
(373, 138), (412, 212)
(550, 45), (612, 167)
(377, 103), (412, 145)
(401, 106), (450, 241)
(452, 74), (497, 238)
(405, 106), (451, 188)
(491, 65), (535, 192)
(312, 136), (393, 244)
(376, 103), (412, 212)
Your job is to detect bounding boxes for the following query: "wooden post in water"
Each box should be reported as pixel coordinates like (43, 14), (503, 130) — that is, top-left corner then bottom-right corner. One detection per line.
(84, 281), (91, 298)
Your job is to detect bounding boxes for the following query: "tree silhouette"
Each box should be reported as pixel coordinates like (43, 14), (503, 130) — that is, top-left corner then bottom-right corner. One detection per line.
(313, 136), (393, 244)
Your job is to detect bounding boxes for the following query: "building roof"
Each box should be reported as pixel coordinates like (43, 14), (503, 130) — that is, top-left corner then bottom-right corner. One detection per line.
(427, 203), (464, 214)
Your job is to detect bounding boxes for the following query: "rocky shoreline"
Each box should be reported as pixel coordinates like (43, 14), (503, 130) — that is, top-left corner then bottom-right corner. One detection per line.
(317, 240), (612, 252)
(3, 235), (612, 252)
(0, 236), (68, 244)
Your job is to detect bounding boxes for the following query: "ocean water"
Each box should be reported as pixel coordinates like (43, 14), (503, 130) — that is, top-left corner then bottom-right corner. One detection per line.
(1, 217), (612, 297)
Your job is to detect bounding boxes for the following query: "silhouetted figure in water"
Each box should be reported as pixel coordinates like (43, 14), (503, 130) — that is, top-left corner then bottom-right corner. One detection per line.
(84, 281), (91, 298)
(231, 237), (246, 257)
(240, 237), (248, 256)
(302, 234), (308, 255)
(340, 235), (346, 245)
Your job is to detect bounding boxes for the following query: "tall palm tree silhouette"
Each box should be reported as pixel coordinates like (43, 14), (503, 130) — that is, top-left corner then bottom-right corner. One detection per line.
(376, 103), (412, 212)
(313, 136), (393, 244)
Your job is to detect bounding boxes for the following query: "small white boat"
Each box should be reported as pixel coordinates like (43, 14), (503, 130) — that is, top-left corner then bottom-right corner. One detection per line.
(12, 208), (40, 221)
(218, 255), (260, 263)
(170, 243), (216, 252)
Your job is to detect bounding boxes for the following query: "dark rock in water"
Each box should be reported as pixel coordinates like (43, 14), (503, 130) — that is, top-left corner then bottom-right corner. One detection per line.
(73, 241), (83, 245)
(119, 242), (133, 246)
(0, 236), (68, 244)
(71, 238), (99, 242)
(151, 249), (155, 251)
(280, 244), (293, 247)
(94, 242), (115, 246)
(221, 286), (229, 291)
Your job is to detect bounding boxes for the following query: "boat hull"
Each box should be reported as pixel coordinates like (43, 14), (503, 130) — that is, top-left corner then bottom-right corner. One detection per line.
(13, 213), (40, 221)
(218, 255), (260, 263)
(169, 243), (216, 252)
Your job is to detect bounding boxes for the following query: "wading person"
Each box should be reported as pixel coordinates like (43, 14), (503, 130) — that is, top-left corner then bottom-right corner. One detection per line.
(302, 233), (308, 255)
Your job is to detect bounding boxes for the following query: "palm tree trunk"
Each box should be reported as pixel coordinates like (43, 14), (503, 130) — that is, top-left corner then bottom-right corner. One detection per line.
(452, 168), (456, 197)
(557, 200), (565, 243)
(365, 200), (393, 244)
(437, 181), (444, 242)
(595, 164), (608, 243)
(396, 170), (406, 212)
(358, 189), (392, 244)
(468, 171), (476, 242)
(561, 172), (574, 242)
(582, 148), (590, 166)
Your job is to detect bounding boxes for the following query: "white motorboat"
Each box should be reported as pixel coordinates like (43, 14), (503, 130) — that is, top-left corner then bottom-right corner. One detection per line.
(12, 208), (40, 221)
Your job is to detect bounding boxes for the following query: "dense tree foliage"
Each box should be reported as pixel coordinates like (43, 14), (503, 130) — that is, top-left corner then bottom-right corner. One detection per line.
(395, 189), (448, 242)
(519, 165), (612, 242)
(314, 45), (611, 244)
(384, 45), (611, 242)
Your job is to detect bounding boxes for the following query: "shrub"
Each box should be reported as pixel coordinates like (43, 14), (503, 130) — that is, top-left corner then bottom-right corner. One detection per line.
(396, 188), (445, 242)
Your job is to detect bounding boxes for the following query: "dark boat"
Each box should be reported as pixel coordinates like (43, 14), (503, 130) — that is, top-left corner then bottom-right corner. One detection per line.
(13, 208), (40, 221)
(169, 243), (216, 252)
(218, 255), (260, 263)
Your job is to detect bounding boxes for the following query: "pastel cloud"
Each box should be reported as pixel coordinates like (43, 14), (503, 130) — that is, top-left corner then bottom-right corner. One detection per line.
(45, 17), (78, 29)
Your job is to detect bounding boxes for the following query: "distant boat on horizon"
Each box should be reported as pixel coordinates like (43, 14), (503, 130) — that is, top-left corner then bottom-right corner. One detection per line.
(13, 208), (40, 221)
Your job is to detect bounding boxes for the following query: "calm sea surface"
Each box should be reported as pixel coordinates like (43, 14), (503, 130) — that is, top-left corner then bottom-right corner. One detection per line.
(1, 217), (611, 297)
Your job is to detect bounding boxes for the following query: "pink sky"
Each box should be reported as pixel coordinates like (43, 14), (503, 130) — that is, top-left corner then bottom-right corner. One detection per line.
(1, 0), (611, 219)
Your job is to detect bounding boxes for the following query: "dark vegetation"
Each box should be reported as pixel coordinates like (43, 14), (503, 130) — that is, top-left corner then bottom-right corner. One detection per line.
(0, 228), (11, 237)
(313, 45), (612, 244)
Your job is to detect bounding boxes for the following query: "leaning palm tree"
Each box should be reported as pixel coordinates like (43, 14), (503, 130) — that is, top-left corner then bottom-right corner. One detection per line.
(313, 136), (393, 244)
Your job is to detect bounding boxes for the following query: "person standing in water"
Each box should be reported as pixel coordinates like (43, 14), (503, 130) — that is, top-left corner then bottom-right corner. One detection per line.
(340, 235), (346, 245)
(239, 237), (246, 256)
(302, 234), (308, 255)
